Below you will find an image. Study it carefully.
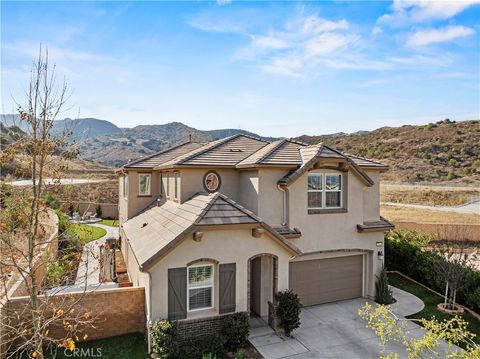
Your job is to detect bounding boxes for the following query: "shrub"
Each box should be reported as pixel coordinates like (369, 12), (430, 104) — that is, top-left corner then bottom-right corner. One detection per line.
(375, 266), (394, 305)
(150, 320), (177, 358)
(44, 193), (59, 209)
(67, 203), (74, 216)
(276, 289), (302, 337)
(179, 335), (225, 359)
(95, 204), (102, 218)
(385, 230), (480, 313)
(221, 312), (249, 352)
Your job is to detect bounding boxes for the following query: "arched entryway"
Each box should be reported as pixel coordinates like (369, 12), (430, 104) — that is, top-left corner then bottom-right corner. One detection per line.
(247, 254), (278, 318)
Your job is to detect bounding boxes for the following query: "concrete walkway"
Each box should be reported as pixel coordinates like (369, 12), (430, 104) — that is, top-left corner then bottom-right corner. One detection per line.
(74, 223), (119, 286)
(389, 286), (425, 317)
(250, 289), (458, 358)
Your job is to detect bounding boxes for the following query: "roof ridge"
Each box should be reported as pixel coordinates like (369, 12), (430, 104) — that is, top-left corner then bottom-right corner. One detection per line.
(123, 140), (193, 168)
(344, 153), (385, 165)
(192, 192), (221, 225)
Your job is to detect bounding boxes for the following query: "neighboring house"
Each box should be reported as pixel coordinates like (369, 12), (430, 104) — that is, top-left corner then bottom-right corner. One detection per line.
(116, 134), (393, 340)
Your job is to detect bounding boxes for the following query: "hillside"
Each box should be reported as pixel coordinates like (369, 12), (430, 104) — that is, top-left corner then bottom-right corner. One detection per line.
(295, 119), (480, 184)
(205, 129), (278, 142)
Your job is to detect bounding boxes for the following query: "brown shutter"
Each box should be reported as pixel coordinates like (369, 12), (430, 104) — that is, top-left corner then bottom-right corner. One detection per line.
(219, 263), (236, 314)
(168, 267), (187, 320)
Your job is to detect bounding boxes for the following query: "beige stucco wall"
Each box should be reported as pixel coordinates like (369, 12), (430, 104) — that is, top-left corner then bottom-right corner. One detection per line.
(257, 168), (289, 225)
(179, 168), (241, 203)
(363, 170), (381, 222)
(147, 228), (292, 320)
(238, 170), (259, 213)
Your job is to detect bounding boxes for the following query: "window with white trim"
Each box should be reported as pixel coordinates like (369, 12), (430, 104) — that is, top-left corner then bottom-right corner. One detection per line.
(159, 173), (163, 196)
(307, 173), (342, 209)
(138, 174), (151, 196)
(166, 173), (170, 197)
(174, 172), (179, 199)
(187, 264), (213, 311)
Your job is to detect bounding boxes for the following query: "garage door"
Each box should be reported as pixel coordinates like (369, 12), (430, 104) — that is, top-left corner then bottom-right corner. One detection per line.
(289, 255), (363, 306)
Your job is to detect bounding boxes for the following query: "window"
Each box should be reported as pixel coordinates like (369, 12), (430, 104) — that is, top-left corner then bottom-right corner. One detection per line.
(307, 173), (342, 209)
(187, 265), (213, 311)
(123, 174), (129, 198)
(174, 172), (179, 199)
(159, 173), (163, 196)
(166, 173), (170, 197)
(139, 174), (151, 196)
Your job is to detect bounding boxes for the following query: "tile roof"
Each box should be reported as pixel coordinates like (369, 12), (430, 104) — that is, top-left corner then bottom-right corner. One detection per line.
(122, 141), (204, 169)
(236, 139), (304, 168)
(156, 134), (269, 168)
(357, 217), (395, 232)
(122, 192), (300, 268)
(120, 133), (387, 171)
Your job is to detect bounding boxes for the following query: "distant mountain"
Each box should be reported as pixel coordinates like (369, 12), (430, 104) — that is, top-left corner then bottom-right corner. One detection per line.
(205, 129), (278, 142)
(295, 119), (480, 184)
(52, 118), (121, 139)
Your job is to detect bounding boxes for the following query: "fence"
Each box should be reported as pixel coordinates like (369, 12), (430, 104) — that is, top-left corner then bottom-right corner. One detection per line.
(394, 221), (480, 241)
(59, 201), (118, 219)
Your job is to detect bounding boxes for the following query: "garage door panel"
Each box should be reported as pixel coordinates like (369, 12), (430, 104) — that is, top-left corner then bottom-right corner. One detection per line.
(289, 255), (363, 306)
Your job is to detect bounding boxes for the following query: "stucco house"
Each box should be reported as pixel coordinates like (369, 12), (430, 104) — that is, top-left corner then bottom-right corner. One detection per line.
(116, 134), (393, 342)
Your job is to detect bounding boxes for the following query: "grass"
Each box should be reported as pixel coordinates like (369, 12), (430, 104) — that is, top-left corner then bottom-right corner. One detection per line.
(380, 205), (480, 225)
(46, 333), (148, 359)
(99, 219), (119, 227)
(388, 273), (480, 345)
(69, 224), (106, 242)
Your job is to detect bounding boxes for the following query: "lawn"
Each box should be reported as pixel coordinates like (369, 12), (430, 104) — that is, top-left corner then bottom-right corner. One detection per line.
(46, 333), (148, 359)
(99, 219), (119, 227)
(69, 224), (106, 242)
(388, 273), (480, 345)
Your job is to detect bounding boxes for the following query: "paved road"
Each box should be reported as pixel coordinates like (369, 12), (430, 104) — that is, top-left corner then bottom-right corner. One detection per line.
(7, 178), (108, 187)
(382, 200), (480, 215)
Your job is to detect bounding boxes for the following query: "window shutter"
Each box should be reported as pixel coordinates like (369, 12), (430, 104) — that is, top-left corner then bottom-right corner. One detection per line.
(219, 263), (236, 314)
(168, 267), (187, 320)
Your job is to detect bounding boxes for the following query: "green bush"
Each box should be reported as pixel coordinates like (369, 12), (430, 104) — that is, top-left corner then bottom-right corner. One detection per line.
(375, 266), (394, 305)
(150, 320), (177, 358)
(179, 335), (226, 359)
(221, 312), (250, 352)
(276, 289), (302, 337)
(95, 204), (102, 218)
(385, 230), (480, 313)
(44, 193), (60, 209)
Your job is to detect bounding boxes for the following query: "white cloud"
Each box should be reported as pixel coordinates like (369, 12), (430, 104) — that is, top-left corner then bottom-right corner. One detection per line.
(379, 0), (480, 25)
(216, 0), (232, 5)
(406, 25), (475, 47)
(371, 26), (383, 36)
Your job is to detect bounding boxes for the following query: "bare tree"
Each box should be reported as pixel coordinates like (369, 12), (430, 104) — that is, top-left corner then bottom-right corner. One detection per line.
(0, 47), (95, 359)
(431, 225), (476, 311)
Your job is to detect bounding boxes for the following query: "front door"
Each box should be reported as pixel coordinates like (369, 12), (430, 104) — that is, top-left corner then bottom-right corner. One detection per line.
(250, 256), (274, 317)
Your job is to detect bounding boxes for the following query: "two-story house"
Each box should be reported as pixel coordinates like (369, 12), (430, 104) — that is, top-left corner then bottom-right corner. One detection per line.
(116, 134), (393, 340)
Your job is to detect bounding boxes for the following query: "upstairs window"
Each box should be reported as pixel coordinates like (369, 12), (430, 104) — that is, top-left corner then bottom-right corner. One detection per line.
(123, 174), (129, 198)
(307, 173), (342, 209)
(159, 173), (163, 196)
(139, 174), (151, 196)
(187, 265), (213, 311)
(166, 173), (170, 197)
(174, 172), (179, 199)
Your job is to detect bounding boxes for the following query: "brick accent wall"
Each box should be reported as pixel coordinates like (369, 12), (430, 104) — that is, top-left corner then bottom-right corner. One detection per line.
(2, 286), (145, 353)
(176, 312), (248, 341)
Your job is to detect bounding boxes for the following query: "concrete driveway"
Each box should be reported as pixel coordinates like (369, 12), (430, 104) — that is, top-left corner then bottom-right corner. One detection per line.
(250, 294), (455, 359)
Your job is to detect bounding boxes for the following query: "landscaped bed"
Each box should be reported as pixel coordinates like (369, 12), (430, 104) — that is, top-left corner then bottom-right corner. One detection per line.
(388, 272), (480, 345)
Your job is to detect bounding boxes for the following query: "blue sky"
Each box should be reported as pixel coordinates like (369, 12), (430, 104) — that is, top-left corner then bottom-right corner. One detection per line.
(1, 1), (479, 137)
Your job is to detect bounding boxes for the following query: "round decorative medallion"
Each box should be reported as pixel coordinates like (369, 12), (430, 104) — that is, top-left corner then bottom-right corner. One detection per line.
(203, 171), (221, 192)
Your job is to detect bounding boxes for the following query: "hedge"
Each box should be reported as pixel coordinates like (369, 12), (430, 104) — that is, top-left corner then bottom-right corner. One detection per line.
(385, 230), (480, 313)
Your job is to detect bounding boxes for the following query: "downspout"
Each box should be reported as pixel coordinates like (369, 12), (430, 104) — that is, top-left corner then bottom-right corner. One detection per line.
(146, 271), (153, 353)
(277, 185), (289, 227)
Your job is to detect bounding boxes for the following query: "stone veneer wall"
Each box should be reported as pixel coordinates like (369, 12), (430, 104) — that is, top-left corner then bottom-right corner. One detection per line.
(176, 312), (249, 342)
